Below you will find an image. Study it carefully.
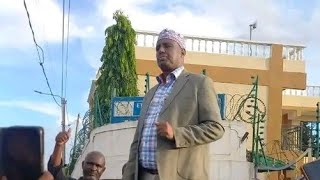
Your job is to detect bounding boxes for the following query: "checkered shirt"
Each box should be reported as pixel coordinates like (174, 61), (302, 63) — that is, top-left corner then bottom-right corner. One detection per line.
(139, 66), (184, 170)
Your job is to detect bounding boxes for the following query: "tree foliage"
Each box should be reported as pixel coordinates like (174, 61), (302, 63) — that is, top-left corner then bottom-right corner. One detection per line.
(94, 10), (138, 125)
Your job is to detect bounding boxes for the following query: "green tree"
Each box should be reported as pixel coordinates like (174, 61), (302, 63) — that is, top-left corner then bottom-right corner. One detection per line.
(94, 10), (138, 126)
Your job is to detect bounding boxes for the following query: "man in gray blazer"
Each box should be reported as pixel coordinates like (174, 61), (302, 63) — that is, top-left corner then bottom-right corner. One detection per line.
(122, 28), (225, 180)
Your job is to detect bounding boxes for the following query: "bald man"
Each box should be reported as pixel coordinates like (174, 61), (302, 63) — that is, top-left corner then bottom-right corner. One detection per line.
(48, 129), (106, 180)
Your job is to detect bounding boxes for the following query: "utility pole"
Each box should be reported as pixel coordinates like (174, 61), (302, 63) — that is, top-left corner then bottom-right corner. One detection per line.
(61, 98), (67, 164)
(34, 90), (67, 164)
(249, 21), (257, 56)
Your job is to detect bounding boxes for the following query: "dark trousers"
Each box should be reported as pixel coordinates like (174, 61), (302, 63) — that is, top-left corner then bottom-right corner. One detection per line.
(138, 165), (159, 180)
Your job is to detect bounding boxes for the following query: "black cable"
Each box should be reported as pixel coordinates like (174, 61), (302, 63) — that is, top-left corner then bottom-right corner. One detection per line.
(23, 0), (61, 107)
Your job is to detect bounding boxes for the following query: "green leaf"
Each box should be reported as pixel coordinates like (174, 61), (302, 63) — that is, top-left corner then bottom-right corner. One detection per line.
(94, 9), (138, 126)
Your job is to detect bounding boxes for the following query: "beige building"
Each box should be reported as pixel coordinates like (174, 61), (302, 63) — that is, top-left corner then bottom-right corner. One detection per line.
(134, 30), (320, 179)
(87, 30), (319, 179)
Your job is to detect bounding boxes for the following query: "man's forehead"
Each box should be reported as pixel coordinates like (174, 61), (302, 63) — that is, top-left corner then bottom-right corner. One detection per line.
(85, 159), (104, 165)
(85, 158), (105, 166)
(86, 154), (102, 159)
(85, 153), (105, 162)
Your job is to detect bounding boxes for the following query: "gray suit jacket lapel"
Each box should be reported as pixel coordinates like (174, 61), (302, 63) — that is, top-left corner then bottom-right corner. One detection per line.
(159, 70), (190, 116)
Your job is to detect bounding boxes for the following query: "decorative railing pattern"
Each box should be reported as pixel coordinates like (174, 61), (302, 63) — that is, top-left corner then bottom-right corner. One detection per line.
(283, 46), (304, 61)
(282, 122), (320, 157)
(283, 86), (320, 97)
(136, 30), (305, 61)
(281, 125), (305, 151)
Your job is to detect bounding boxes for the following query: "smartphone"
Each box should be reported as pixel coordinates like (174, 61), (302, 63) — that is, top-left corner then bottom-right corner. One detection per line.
(0, 126), (44, 180)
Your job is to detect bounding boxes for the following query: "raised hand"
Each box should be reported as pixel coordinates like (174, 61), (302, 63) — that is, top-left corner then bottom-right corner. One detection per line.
(55, 128), (71, 146)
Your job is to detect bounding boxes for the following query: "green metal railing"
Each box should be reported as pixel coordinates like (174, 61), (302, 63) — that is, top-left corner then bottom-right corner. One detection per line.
(67, 110), (93, 174)
(242, 77), (268, 168)
(281, 102), (320, 158)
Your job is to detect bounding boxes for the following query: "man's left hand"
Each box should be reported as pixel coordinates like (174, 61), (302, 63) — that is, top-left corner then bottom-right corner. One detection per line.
(155, 121), (174, 140)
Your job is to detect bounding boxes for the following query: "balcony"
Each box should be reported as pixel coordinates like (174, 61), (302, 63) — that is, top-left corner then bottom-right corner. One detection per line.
(283, 86), (320, 97)
(282, 86), (320, 122)
(136, 30), (305, 61)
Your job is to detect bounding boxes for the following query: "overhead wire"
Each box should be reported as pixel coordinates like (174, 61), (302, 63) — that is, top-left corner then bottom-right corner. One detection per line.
(35, 0), (52, 72)
(23, 0), (43, 64)
(64, 0), (71, 99)
(23, 0), (61, 107)
(61, 0), (66, 99)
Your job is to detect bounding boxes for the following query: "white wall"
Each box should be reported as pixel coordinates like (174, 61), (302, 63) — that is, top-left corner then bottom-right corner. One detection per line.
(71, 120), (254, 180)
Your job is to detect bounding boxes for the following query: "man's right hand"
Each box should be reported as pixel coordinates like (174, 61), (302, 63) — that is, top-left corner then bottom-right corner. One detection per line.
(50, 128), (72, 167)
(55, 128), (71, 146)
